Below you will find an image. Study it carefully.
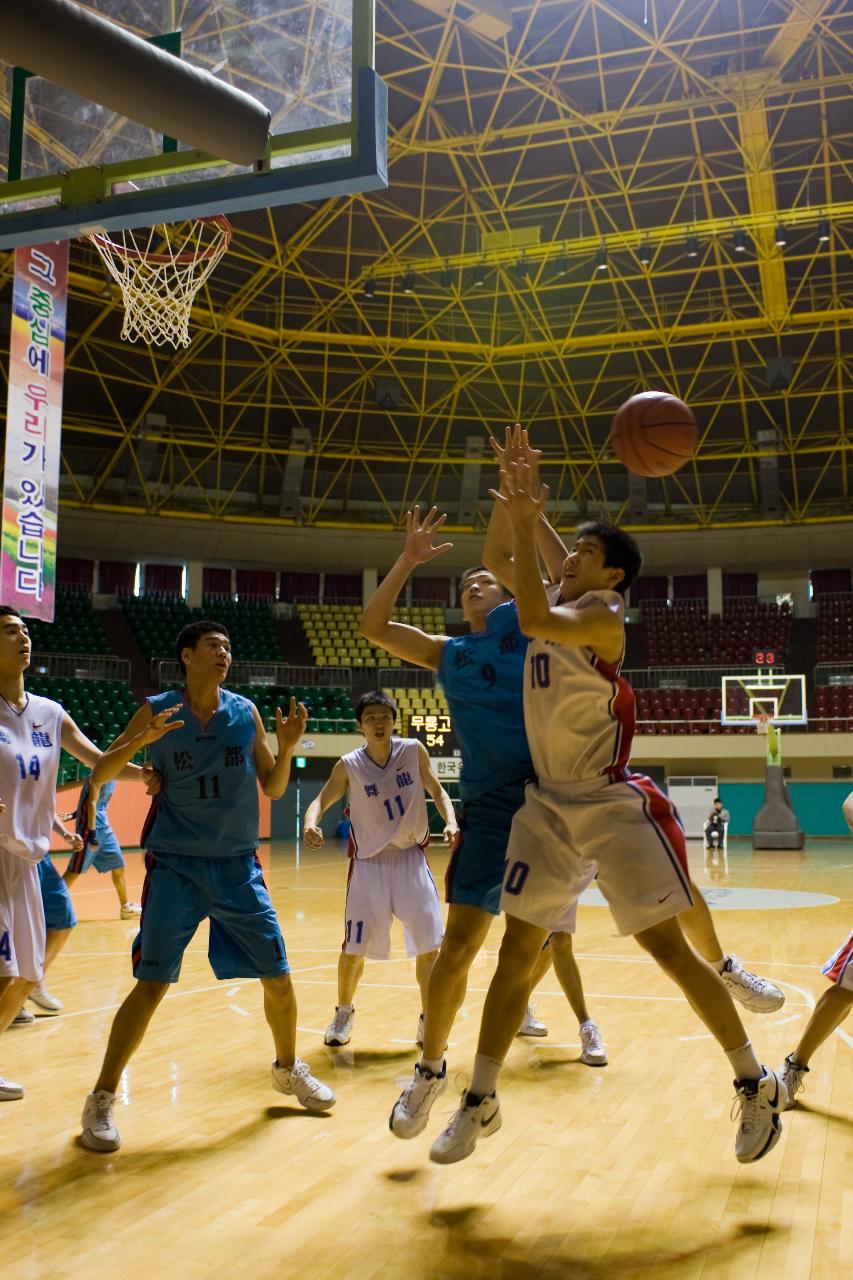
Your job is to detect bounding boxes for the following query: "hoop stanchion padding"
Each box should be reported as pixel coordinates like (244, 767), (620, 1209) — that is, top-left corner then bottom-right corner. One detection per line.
(89, 215), (232, 348)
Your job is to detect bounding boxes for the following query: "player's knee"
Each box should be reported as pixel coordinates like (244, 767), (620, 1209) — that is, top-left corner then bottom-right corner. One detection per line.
(633, 921), (686, 970)
(134, 979), (169, 1007)
(549, 931), (574, 956)
(261, 972), (294, 1000)
(439, 928), (483, 972)
(497, 916), (549, 973)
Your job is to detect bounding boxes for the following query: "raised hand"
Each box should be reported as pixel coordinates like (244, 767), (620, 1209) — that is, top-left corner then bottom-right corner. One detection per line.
(489, 460), (550, 528)
(276, 696), (309, 752)
(490, 424), (542, 489)
(139, 704), (185, 747)
(403, 504), (453, 565)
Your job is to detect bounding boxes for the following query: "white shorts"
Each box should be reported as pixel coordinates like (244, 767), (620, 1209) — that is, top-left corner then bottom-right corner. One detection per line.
(0, 852), (46, 982)
(822, 930), (853, 991)
(501, 773), (693, 938)
(342, 845), (444, 961)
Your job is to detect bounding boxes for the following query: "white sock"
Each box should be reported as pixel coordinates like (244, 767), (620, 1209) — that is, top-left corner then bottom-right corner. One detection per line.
(468, 1053), (502, 1102)
(419, 1055), (444, 1076)
(727, 1042), (762, 1082)
(337, 1002), (354, 1014)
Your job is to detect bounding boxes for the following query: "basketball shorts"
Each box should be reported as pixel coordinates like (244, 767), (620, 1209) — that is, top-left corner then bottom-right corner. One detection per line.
(68, 828), (125, 874)
(501, 772), (693, 937)
(445, 779), (530, 916)
(132, 851), (289, 984)
(343, 845), (444, 961)
(38, 855), (77, 931)
(822, 929), (853, 992)
(0, 853), (45, 982)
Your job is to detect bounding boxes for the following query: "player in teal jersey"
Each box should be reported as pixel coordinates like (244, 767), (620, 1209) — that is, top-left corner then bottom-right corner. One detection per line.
(77, 619), (335, 1152)
(361, 435), (605, 1140)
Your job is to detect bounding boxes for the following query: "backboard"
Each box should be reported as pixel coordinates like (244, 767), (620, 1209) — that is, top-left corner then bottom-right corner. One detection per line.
(0, 0), (385, 246)
(721, 672), (807, 727)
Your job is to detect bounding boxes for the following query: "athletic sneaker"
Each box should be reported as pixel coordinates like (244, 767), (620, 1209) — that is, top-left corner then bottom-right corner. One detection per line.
(271, 1059), (336, 1111)
(324, 1005), (355, 1047)
(29, 980), (63, 1014)
(430, 1091), (502, 1164)
(11, 1007), (35, 1027)
(389, 1061), (447, 1138)
(81, 1090), (121, 1151)
(732, 1066), (783, 1163)
(778, 1054), (809, 1110)
(0, 1074), (25, 1101)
(120, 902), (142, 920)
(720, 956), (785, 1012)
(517, 1004), (548, 1037)
(579, 1020), (607, 1066)
(416, 1012), (425, 1046)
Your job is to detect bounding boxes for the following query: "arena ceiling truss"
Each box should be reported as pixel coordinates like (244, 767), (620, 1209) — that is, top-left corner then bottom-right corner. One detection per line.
(1, 0), (852, 536)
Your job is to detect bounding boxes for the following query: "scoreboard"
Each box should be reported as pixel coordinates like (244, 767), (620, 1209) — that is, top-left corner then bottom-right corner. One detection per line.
(406, 711), (457, 754)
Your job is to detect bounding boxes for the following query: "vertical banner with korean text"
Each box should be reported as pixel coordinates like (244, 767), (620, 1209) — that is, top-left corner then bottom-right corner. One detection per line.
(1, 241), (69, 622)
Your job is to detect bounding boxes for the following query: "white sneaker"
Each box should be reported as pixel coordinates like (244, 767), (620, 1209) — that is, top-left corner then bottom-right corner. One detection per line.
(579, 1019), (607, 1066)
(429, 1091), (502, 1164)
(271, 1058), (336, 1111)
(517, 1004), (548, 1037)
(778, 1054), (808, 1110)
(81, 1090), (121, 1151)
(324, 1005), (355, 1047)
(29, 980), (63, 1014)
(389, 1061), (447, 1138)
(120, 903), (142, 919)
(732, 1067), (783, 1163)
(11, 1007), (35, 1027)
(0, 1074), (25, 1101)
(720, 956), (785, 1012)
(416, 1012), (425, 1046)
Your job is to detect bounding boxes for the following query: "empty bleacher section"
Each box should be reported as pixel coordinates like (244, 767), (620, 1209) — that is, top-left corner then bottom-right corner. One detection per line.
(382, 684), (451, 733)
(634, 686), (724, 735)
(816, 594), (853, 662)
(641, 599), (790, 667)
(120, 594), (282, 662)
(218, 684), (357, 734)
(26, 588), (111, 655)
(812, 684), (853, 732)
(297, 603), (446, 668)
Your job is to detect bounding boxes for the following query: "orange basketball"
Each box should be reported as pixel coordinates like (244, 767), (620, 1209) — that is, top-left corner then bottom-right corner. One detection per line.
(609, 391), (699, 478)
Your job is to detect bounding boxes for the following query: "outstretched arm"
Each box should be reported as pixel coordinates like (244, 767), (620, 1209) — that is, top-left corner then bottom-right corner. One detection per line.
(484, 425), (568, 593)
(360, 505), (452, 671)
(493, 462), (622, 654)
(303, 759), (349, 848)
(90, 703), (184, 786)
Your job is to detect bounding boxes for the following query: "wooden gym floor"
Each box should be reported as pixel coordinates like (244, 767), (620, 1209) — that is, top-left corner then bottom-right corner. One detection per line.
(1, 837), (850, 1280)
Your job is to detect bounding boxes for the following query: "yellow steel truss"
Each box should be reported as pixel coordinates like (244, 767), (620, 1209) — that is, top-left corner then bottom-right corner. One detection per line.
(0, 0), (851, 534)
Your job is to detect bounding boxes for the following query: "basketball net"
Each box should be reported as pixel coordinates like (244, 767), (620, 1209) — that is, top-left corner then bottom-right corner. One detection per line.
(88, 214), (232, 348)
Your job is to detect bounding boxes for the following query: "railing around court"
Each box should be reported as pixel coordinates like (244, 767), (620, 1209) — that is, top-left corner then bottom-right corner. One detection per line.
(621, 664), (786, 690)
(156, 661), (353, 689)
(814, 663), (853, 686)
(31, 652), (132, 683)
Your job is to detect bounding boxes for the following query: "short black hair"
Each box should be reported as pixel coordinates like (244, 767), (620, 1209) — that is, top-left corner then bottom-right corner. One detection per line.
(459, 565), (512, 598)
(354, 690), (397, 723)
(0, 605), (25, 621)
(714, 797), (722, 804)
(175, 619), (230, 676)
(575, 521), (643, 596)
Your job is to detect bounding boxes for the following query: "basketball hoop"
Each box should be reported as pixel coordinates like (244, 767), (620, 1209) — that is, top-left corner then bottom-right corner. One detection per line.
(88, 214), (232, 348)
(753, 713), (771, 735)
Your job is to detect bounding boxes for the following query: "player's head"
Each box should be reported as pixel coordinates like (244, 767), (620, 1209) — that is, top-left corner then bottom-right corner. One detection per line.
(458, 566), (511, 624)
(176, 619), (231, 680)
(0, 606), (31, 673)
(713, 797), (723, 809)
(559, 522), (642, 601)
(355, 690), (397, 744)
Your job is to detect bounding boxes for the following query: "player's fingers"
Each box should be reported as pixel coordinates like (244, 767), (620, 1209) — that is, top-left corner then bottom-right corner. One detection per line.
(298, 702), (308, 722)
(487, 487), (508, 503)
(539, 483), (551, 504)
(432, 541), (453, 555)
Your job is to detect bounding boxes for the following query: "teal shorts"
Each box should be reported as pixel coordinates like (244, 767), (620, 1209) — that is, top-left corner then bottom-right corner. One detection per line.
(445, 779), (531, 916)
(132, 851), (289, 984)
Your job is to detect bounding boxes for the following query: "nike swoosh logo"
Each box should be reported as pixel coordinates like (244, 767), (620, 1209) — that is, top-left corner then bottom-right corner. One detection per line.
(658, 891), (674, 903)
(481, 1109), (499, 1128)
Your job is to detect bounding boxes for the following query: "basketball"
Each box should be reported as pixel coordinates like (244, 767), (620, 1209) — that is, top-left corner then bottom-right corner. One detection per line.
(609, 391), (699, 478)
